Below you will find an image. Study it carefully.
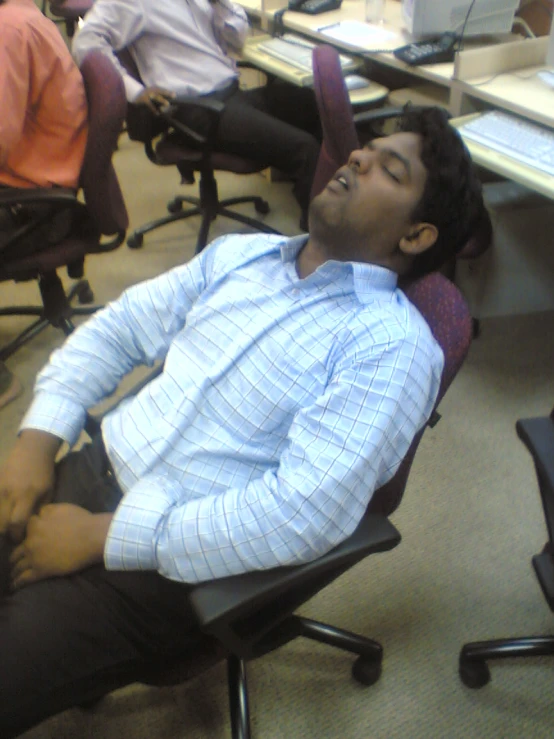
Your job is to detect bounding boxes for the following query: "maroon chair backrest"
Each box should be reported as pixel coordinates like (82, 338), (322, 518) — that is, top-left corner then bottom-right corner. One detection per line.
(368, 272), (473, 516)
(79, 51), (129, 236)
(310, 45), (359, 200)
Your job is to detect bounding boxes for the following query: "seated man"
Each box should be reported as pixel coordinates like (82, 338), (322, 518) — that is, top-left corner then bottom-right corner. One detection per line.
(0, 0), (89, 410)
(71, 0), (321, 230)
(0, 108), (483, 738)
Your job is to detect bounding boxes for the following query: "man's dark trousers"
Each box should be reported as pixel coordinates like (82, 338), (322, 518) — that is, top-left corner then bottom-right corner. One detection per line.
(175, 79), (321, 215)
(0, 436), (201, 739)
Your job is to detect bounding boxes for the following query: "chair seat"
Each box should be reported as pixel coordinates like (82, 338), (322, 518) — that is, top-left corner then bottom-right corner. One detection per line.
(0, 235), (99, 280)
(155, 136), (269, 175)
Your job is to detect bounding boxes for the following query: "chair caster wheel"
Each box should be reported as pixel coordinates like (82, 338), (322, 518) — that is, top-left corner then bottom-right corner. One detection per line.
(76, 281), (94, 304)
(127, 232), (144, 249)
(254, 198), (270, 215)
(167, 198), (183, 214)
(459, 658), (490, 689)
(352, 656), (381, 686)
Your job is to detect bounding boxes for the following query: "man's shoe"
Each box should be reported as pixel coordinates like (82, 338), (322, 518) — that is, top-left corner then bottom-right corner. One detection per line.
(0, 362), (23, 411)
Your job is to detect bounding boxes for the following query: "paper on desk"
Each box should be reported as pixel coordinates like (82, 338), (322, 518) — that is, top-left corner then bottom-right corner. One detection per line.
(318, 20), (403, 52)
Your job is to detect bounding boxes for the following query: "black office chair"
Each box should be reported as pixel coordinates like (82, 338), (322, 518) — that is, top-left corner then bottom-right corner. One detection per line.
(459, 408), (554, 689)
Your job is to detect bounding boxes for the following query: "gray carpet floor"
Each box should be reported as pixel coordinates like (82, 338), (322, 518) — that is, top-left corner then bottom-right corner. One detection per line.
(1, 135), (553, 739)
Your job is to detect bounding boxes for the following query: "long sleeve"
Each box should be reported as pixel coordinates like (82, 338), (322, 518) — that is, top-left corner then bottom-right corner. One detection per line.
(105, 323), (441, 583)
(0, 27), (29, 167)
(21, 250), (210, 446)
(211, 0), (249, 54)
(72, 0), (147, 101)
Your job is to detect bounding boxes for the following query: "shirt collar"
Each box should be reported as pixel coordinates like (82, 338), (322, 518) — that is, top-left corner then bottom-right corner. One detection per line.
(279, 235), (398, 304)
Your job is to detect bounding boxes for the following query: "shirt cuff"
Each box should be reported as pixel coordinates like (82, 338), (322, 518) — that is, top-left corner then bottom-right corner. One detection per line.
(104, 475), (178, 572)
(20, 394), (87, 447)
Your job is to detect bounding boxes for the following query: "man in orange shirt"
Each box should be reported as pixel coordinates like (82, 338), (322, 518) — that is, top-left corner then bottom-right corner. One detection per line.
(0, 0), (89, 410)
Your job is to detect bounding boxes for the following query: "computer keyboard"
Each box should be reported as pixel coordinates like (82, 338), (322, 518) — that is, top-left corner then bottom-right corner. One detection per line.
(459, 110), (554, 178)
(256, 34), (356, 74)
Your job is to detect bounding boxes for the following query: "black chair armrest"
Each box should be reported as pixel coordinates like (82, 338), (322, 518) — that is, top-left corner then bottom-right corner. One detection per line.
(190, 513), (400, 629)
(188, 513), (399, 658)
(352, 105), (405, 128)
(0, 188), (78, 207)
(161, 96), (225, 148)
(353, 103), (451, 140)
(127, 97), (225, 164)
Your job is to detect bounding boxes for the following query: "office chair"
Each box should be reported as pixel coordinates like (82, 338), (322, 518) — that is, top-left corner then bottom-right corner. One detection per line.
(309, 44), (493, 279)
(0, 50), (128, 362)
(459, 408), (554, 689)
(45, 0), (93, 37)
(76, 268), (472, 738)
(122, 55), (281, 255)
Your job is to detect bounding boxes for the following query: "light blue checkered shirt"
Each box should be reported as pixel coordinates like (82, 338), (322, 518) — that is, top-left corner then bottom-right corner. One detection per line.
(22, 233), (443, 583)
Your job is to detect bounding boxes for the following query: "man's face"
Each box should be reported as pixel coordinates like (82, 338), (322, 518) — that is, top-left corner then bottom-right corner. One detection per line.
(310, 132), (432, 268)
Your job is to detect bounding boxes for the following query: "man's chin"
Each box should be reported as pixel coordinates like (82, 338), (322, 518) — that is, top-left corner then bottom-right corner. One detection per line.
(308, 195), (344, 232)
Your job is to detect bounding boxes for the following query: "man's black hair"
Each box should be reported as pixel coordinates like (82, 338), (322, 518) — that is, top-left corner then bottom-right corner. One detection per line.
(397, 106), (486, 279)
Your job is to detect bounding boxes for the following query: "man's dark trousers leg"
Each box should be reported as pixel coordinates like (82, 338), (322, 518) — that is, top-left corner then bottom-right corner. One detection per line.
(215, 81), (321, 214)
(0, 438), (201, 739)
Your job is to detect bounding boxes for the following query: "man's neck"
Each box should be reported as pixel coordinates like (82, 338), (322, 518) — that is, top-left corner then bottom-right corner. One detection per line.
(295, 237), (330, 279)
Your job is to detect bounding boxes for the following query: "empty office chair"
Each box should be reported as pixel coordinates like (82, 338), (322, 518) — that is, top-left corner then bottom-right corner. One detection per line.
(459, 408), (554, 689)
(0, 50), (128, 361)
(76, 269), (472, 738)
(121, 54), (281, 255)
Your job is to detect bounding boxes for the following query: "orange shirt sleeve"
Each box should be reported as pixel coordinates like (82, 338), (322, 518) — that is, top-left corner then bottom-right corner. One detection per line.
(0, 26), (30, 166)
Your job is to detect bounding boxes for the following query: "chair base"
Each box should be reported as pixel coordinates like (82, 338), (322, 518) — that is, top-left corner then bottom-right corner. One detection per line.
(0, 276), (99, 361)
(459, 635), (554, 688)
(227, 615), (383, 739)
(127, 194), (280, 255)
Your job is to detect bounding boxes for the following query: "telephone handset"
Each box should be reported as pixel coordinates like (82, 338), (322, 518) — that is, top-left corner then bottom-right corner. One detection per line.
(287, 0), (342, 15)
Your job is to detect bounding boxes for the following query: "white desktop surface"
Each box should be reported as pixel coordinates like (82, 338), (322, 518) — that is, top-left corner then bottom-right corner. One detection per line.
(455, 68), (554, 131)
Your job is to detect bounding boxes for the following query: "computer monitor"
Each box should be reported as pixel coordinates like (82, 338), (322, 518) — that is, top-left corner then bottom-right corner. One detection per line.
(401, 0), (520, 39)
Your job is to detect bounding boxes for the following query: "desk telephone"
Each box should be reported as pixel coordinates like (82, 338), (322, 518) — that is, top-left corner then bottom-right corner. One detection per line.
(287, 0), (342, 14)
(393, 32), (458, 66)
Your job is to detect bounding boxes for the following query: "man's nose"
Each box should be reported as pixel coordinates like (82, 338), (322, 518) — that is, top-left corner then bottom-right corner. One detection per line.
(348, 148), (373, 173)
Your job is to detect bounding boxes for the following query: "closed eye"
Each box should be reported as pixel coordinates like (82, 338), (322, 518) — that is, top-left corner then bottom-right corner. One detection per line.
(383, 165), (401, 183)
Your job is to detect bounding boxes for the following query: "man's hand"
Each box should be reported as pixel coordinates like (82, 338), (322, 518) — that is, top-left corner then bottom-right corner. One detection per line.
(9, 504), (114, 590)
(134, 86), (176, 114)
(0, 430), (62, 544)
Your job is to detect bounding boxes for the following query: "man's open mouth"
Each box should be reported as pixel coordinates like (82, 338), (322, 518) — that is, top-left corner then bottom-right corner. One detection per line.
(335, 175), (349, 190)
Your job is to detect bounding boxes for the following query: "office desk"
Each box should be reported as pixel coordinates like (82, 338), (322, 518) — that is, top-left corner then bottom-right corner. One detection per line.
(242, 33), (389, 104)
(256, 0), (519, 114)
(455, 68), (554, 130)
(450, 35), (554, 198)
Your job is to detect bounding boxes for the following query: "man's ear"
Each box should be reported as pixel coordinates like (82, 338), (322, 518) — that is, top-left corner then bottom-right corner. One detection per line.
(399, 223), (438, 255)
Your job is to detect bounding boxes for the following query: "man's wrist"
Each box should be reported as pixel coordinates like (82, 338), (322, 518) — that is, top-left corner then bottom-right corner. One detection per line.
(17, 429), (63, 460)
